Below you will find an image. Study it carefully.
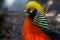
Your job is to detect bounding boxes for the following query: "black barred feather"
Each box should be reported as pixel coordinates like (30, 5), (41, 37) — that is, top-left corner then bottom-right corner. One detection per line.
(33, 10), (50, 30)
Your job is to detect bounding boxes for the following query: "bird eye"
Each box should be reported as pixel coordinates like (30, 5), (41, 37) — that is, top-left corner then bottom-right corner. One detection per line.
(30, 10), (33, 13)
(29, 8), (36, 13)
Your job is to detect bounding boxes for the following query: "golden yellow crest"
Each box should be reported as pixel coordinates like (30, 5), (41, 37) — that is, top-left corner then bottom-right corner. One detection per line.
(26, 1), (44, 12)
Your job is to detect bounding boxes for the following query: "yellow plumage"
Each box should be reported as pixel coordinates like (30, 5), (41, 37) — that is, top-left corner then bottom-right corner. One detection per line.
(25, 1), (45, 14)
(26, 1), (44, 11)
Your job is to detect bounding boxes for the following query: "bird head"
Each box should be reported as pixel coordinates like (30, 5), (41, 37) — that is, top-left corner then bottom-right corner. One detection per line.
(24, 8), (37, 19)
(24, 1), (44, 19)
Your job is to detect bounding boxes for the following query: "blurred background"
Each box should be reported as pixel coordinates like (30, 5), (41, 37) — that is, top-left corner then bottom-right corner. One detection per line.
(0, 0), (60, 40)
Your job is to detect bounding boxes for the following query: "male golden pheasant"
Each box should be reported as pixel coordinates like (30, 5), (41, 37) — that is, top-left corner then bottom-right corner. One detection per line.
(22, 1), (60, 40)
(22, 1), (51, 40)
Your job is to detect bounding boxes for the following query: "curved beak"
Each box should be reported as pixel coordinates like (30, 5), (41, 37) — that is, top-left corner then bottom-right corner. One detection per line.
(23, 9), (28, 13)
(23, 9), (30, 16)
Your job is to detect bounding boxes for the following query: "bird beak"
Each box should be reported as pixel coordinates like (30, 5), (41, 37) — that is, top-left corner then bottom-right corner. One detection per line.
(23, 9), (28, 13)
(23, 9), (30, 16)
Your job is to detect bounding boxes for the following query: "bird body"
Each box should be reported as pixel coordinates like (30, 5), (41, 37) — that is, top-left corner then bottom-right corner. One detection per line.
(22, 17), (51, 40)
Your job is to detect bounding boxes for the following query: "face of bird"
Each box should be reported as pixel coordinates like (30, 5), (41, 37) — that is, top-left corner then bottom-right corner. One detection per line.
(24, 8), (37, 19)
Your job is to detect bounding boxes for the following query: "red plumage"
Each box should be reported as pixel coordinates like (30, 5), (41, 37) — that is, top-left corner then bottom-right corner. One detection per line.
(22, 17), (51, 40)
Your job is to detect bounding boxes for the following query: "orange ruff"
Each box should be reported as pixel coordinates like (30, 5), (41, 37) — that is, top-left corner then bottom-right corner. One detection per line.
(22, 17), (51, 40)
